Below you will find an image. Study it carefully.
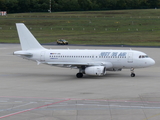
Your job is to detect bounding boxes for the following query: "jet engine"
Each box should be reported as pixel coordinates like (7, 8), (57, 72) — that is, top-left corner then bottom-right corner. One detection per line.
(85, 66), (106, 76)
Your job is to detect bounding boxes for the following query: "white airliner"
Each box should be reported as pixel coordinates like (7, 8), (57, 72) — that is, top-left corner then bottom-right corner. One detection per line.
(14, 23), (155, 78)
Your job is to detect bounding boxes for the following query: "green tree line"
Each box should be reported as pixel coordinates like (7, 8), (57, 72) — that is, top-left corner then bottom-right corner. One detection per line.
(0, 0), (160, 13)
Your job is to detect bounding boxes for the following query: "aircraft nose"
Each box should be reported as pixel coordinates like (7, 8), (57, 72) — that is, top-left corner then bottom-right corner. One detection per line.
(149, 58), (155, 66)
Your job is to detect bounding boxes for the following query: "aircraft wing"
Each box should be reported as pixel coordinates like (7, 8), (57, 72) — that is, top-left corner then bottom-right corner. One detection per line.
(47, 62), (89, 65)
(46, 62), (113, 68)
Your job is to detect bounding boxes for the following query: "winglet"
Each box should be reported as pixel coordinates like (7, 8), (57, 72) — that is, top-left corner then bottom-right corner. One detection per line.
(16, 23), (45, 50)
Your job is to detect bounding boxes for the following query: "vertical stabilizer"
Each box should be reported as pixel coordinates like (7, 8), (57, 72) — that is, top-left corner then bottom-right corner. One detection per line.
(16, 23), (44, 50)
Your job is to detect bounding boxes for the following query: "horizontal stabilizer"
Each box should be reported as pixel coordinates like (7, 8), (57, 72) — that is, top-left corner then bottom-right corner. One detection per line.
(13, 51), (32, 56)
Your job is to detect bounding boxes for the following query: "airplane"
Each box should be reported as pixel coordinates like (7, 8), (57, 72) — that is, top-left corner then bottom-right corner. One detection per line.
(14, 23), (155, 78)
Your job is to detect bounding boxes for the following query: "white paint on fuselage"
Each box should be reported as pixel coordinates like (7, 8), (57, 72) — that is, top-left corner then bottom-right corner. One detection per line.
(27, 49), (155, 69)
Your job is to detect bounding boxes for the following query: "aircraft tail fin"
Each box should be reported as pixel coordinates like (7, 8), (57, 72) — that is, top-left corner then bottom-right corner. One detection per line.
(16, 23), (45, 50)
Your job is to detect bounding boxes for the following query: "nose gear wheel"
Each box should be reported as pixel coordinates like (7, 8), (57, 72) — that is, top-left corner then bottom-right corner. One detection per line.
(130, 68), (135, 77)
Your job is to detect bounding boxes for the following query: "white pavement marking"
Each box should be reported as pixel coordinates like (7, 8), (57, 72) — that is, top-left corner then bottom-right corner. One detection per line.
(0, 102), (36, 112)
(0, 99), (70, 119)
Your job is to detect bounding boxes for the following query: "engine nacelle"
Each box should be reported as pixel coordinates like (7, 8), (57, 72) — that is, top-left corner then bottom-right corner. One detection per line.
(85, 66), (106, 76)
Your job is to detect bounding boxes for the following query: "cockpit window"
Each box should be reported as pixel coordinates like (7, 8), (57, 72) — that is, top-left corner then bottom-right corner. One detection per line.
(139, 55), (148, 58)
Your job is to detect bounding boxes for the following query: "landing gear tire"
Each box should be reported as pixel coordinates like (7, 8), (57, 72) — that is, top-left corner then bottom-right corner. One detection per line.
(131, 73), (135, 77)
(76, 73), (83, 78)
(130, 68), (135, 77)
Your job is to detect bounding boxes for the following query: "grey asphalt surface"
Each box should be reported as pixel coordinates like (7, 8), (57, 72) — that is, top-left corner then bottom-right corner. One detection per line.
(0, 44), (160, 120)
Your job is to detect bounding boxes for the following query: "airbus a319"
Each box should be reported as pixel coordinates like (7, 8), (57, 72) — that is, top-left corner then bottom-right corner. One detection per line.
(14, 23), (155, 78)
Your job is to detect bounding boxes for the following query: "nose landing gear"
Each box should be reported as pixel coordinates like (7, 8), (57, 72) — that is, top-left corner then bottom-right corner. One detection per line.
(130, 68), (135, 77)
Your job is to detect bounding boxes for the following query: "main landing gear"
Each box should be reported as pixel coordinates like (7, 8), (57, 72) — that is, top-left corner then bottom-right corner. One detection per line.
(130, 68), (135, 77)
(76, 73), (83, 78)
(76, 67), (85, 78)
